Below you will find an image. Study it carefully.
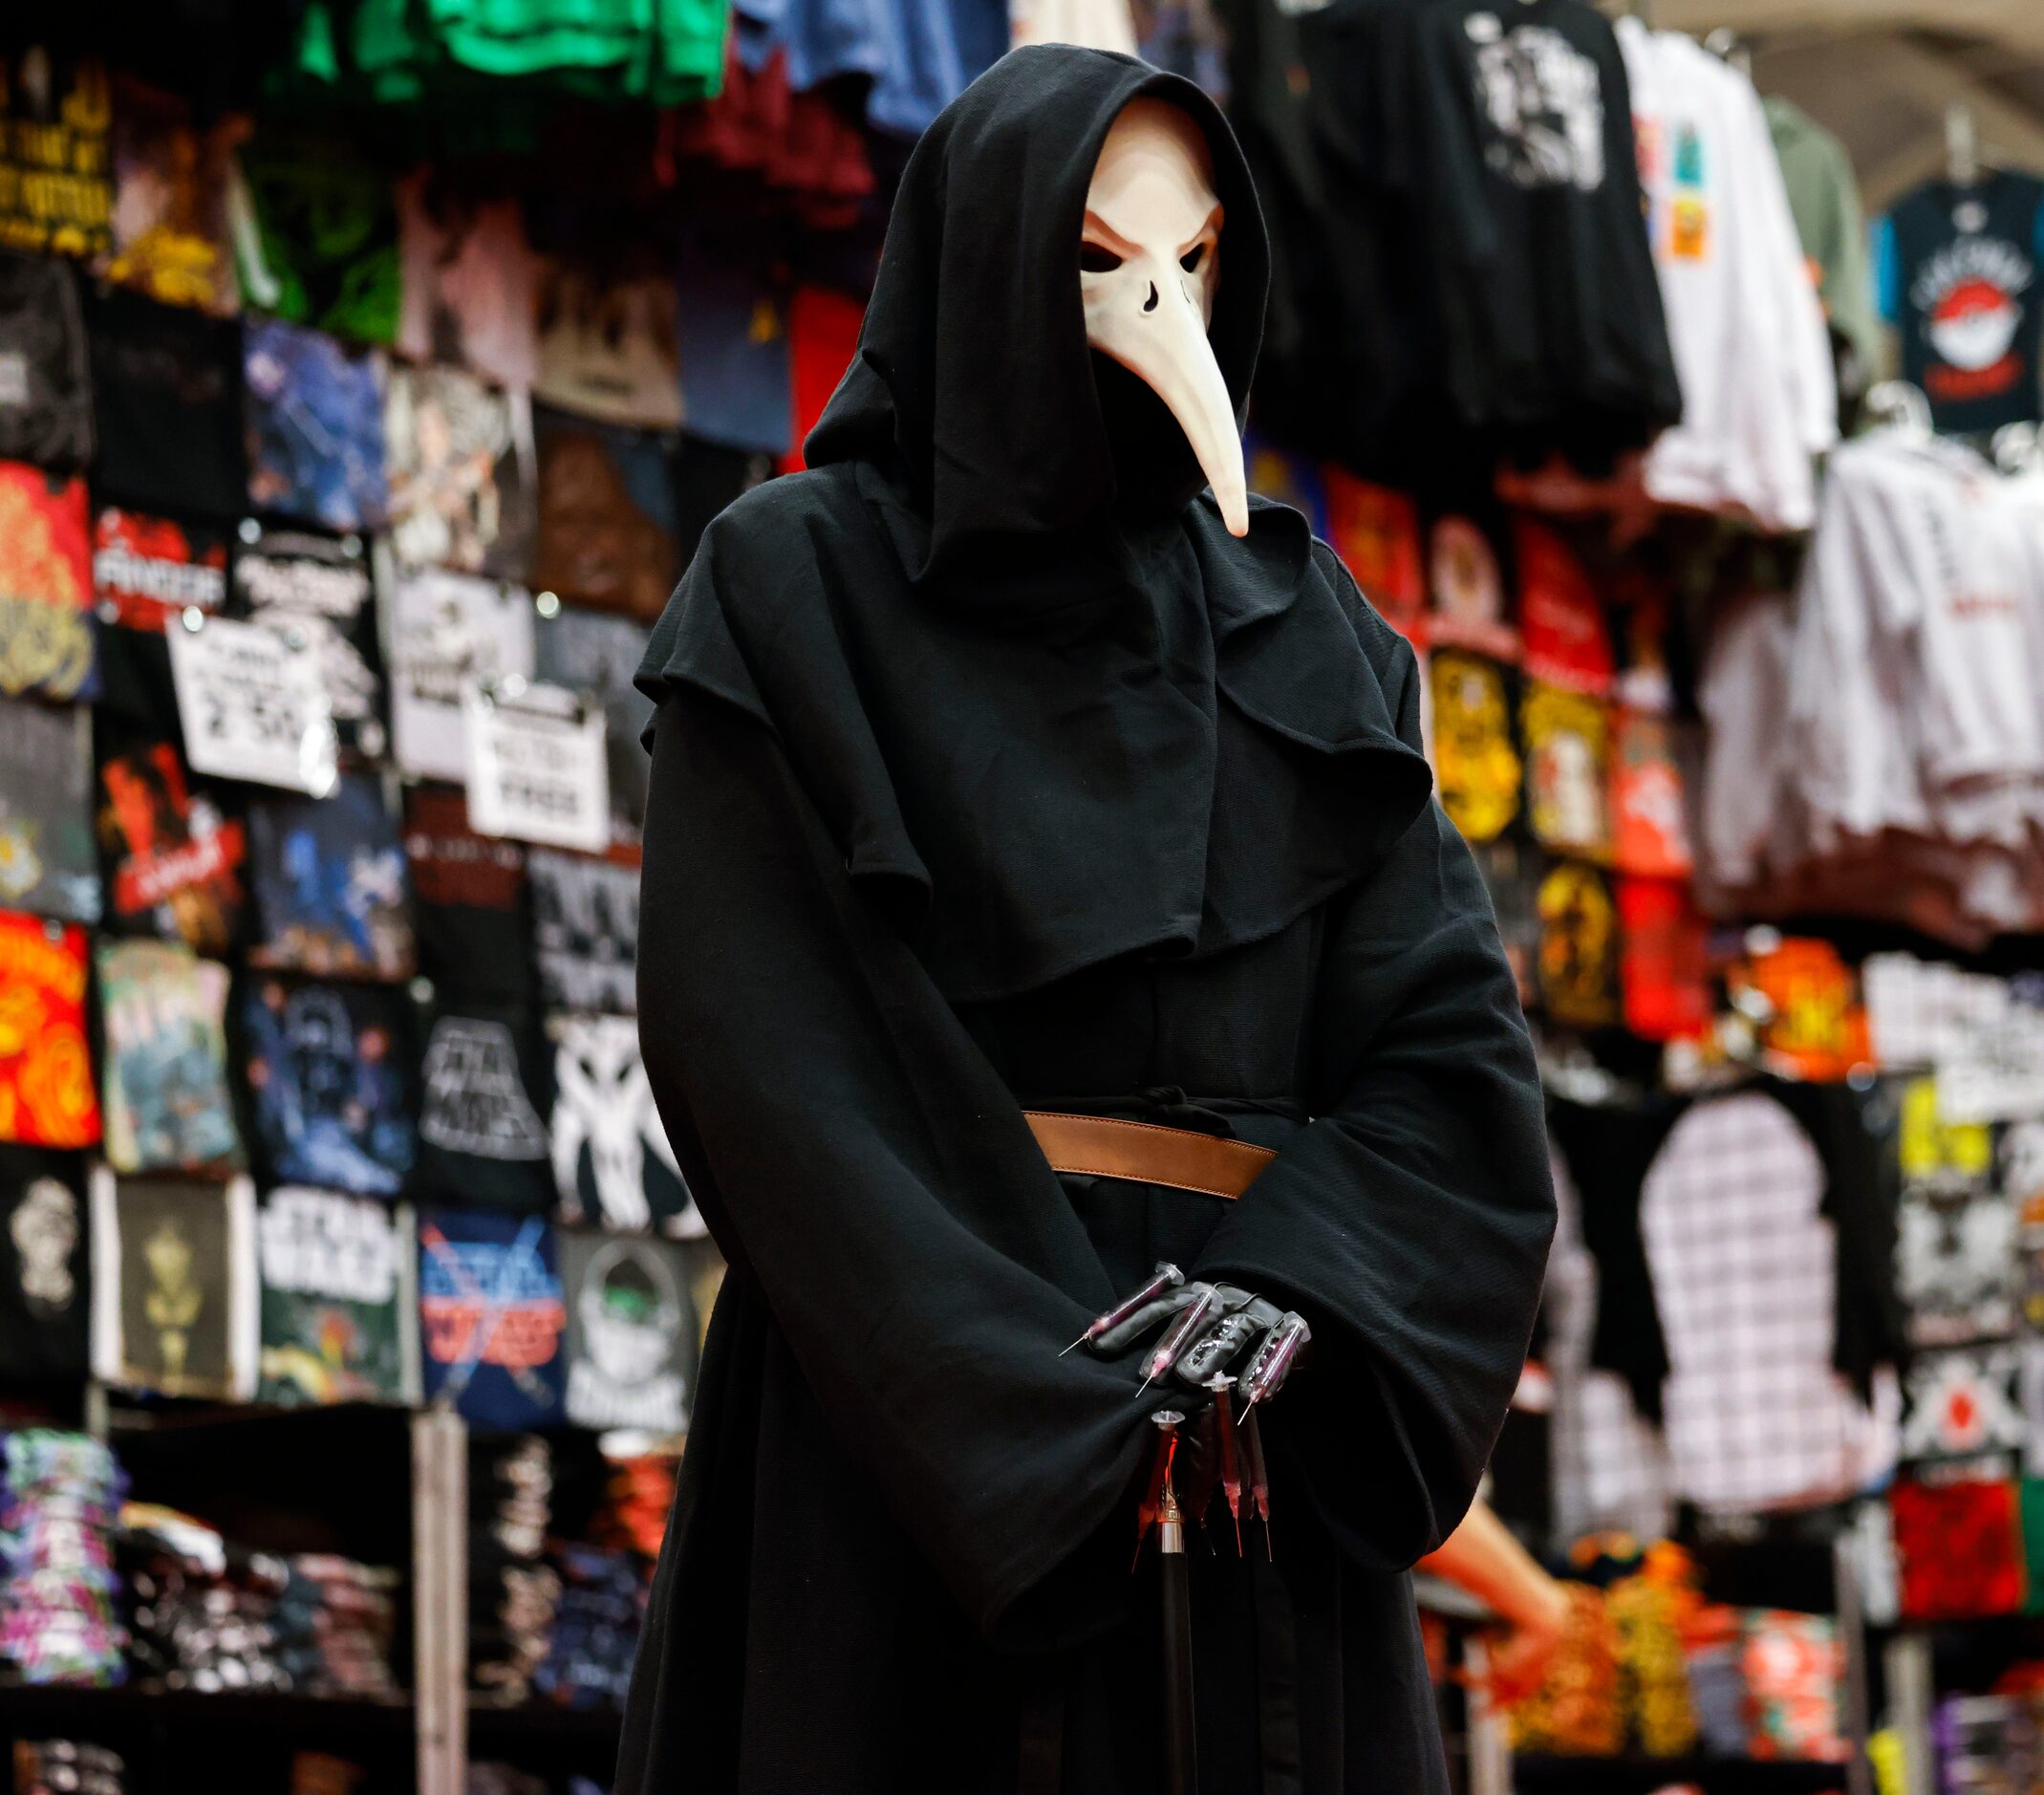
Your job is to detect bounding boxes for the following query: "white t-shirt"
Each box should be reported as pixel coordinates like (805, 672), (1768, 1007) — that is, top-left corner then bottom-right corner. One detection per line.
(1618, 21), (1837, 532)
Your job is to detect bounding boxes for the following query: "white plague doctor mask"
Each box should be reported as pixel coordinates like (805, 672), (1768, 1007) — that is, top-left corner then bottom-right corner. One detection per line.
(1081, 97), (1249, 538)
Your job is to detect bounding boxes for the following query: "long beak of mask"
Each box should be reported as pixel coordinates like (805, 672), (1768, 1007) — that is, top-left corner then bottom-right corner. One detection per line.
(1082, 99), (1249, 538)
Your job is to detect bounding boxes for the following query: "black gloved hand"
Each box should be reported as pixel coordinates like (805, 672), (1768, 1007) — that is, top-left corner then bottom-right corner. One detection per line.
(1077, 1263), (1309, 1407)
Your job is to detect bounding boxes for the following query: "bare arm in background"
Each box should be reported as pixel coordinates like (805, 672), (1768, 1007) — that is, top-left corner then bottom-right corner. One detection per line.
(1419, 1498), (1574, 1706)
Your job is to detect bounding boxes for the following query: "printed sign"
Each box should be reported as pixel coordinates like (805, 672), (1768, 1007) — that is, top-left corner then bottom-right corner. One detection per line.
(257, 1187), (418, 1406)
(463, 681), (610, 854)
(389, 571), (534, 782)
(167, 613), (338, 794)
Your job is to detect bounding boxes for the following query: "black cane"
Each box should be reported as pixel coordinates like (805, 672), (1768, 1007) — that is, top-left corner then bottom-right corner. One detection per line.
(1152, 1410), (1197, 1795)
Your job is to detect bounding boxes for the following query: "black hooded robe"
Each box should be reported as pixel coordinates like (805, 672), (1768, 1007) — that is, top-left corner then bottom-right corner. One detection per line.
(618, 46), (1555, 1795)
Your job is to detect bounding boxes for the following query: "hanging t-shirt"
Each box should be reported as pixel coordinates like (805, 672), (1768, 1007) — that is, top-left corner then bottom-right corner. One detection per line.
(403, 784), (534, 1009)
(244, 318), (389, 533)
(530, 407), (678, 622)
(100, 75), (241, 317)
(559, 1228), (696, 1435)
(1619, 18), (1836, 532)
(414, 1004), (556, 1214)
(396, 177), (541, 390)
(531, 604), (654, 835)
(1641, 1091), (1893, 1512)
(1764, 96), (1880, 400)
(528, 849), (637, 1014)
(96, 937), (241, 1174)
(0, 912), (98, 1151)
(0, 461), (95, 702)
(247, 775), (415, 983)
(257, 1187), (418, 1407)
(93, 623), (247, 955)
(533, 262), (683, 432)
(230, 527), (388, 761)
(0, 250), (92, 466)
(90, 1169), (258, 1404)
(0, 697), (99, 924)
(674, 249), (793, 458)
(242, 974), (418, 1199)
(0, 49), (113, 260)
(231, 136), (400, 344)
(92, 508), (229, 632)
(548, 1012), (701, 1237)
(384, 365), (537, 580)
(416, 1207), (566, 1431)
(0, 1147), (91, 1394)
(1877, 170), (2044, 435)
(83, 285), (247, 521)
(388, 570), (537, 783)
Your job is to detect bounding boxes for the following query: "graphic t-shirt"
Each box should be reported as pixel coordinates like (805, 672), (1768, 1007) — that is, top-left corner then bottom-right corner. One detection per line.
(257, 1187), (417, 1407)
(230, 137), (400, 345)
(83, 286), (247, 521)
(0, 462), (95, 702)
(0, 249), (92, 466)
(96, 938), (240, 1174)
(0, 913), (98, 1150)
(247, 775), (415, 982)
(242, 976), (417, 1199)
(229, 528), (386, 759)
(92, 508), (229, 632)
(416, 1207), (566, 1430)
(0, 698), (99, 923)
(403, 784), (533, 1008)
(1878, 171), (2044, 434)
(0, 1147), (91, 1393)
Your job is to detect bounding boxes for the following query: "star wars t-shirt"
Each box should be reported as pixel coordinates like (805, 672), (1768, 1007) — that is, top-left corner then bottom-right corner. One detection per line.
(1878, 171), (2044, 434)
(413, 1003), (556, 1214)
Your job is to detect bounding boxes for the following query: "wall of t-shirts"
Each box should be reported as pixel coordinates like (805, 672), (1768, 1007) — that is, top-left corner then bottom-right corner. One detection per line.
(1228, 1), (2044, 1787)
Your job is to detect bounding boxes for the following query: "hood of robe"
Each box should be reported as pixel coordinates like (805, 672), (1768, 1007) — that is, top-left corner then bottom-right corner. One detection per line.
(807, 44), (1268, 585)
(639, 48), (1435, 1003)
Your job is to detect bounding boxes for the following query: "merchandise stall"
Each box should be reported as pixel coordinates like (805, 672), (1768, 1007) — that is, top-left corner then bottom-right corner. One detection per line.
(0, 2), (2038, 1791)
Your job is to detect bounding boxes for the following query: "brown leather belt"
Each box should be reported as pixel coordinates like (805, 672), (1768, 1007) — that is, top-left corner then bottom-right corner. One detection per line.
(1022, 1111), (1276, 1200)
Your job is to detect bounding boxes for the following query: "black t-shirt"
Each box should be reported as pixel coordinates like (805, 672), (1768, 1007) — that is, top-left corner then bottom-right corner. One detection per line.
(0, 1147), (91, 1394)
(412, 1002), (556, 1213)
(1883, 171), (2044, 434)
(0, 250), (92, 466)
(402, 784), (534, 1009)
(84, 284), (247, 520)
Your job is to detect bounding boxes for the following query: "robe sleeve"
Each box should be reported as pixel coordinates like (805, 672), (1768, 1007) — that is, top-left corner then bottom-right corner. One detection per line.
(635, 683), (1166, 1649)
(1192, 637), (1556, 1571)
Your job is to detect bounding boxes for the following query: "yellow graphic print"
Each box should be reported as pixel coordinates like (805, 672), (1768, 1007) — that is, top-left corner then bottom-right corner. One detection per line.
(0, 477), (92, 699)
(1431, 652), (1521, 843)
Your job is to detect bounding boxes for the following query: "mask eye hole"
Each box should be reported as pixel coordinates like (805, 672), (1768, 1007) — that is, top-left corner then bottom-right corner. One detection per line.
(1080, 242), (1124, 274)
(1180, 243), (1207, 273)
